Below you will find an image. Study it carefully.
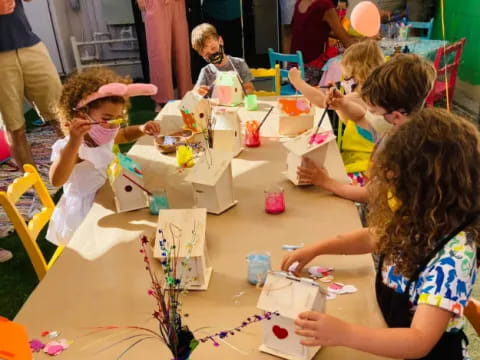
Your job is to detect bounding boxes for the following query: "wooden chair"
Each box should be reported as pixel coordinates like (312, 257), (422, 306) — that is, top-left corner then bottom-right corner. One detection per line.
(268, 48), (305, 96)
(409, 18), (434, 39)
(0, 164), (63, 280)
(250, 64), (281, 97)
(426, 38), (466, 108)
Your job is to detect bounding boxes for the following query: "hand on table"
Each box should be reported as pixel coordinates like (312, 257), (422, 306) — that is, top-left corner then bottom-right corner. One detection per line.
(281, 245), (317, 276)
(297, 158), (332, 188)
(295, 311), (350, 347)
(140, 121), (161, 136)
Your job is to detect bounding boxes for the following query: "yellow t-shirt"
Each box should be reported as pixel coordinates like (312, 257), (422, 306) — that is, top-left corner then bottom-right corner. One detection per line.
(341, 120), (375, 173)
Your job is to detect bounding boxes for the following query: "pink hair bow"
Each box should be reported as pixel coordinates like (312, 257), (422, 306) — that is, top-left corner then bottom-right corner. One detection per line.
(76, 83), (158, 109)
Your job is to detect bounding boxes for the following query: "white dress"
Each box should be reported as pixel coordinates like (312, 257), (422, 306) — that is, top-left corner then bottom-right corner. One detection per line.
(46, 137), (115, 246)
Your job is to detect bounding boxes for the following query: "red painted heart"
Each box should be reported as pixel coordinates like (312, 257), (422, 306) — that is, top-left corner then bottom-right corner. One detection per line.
(272, 325), (289, 339)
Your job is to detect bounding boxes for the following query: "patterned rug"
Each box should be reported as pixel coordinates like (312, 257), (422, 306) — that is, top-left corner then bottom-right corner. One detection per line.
(0, 124), (59, 238)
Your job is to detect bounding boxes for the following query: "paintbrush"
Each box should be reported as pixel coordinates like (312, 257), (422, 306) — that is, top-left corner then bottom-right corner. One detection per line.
(256, 106), (274, 132)
(309, 106), (329, 145)
(122, 174), (153, 196)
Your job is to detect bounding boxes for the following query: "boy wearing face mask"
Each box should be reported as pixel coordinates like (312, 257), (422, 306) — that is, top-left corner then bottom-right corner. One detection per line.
(191, 23), (255, 97)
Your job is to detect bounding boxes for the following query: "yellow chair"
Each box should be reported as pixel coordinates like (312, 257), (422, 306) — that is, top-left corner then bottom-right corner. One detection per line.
(0, 164), (63, 280)
(250, 64), (281, 97)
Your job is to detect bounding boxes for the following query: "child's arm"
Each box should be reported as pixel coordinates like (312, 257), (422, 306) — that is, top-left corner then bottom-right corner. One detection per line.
(115, 121), (160, 144)
(49, 118), (91, 187)
(327, 88), (371, 130)
(297, 158), (369, 203)
(288, 68), (326, 108)
(295, 304), (452, 359)
(281, 228), (375, 275)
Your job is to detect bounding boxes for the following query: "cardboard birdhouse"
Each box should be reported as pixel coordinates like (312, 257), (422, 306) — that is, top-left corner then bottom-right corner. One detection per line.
(282, 129), (336, 186)
(257, 272), (327, 360)
(153, 208), (212, 290)
(185, 148), (237, 214)
(212, 107), (243, 157)
(108, 153), (149, 212)
(179, 90), (211, 133)
(278, 97), (315, 136)
(212, 71), (244, 106)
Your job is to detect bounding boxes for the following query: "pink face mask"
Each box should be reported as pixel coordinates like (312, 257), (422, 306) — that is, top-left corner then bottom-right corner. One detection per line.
(88, 124), (119, 146)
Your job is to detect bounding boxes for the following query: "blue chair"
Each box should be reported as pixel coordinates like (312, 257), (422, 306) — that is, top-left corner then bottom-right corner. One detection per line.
(268, 48), (305, 96)
(409, 18), (434, 39)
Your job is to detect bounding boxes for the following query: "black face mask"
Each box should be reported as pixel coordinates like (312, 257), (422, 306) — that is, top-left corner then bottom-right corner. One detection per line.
(207, 45), (225, 65)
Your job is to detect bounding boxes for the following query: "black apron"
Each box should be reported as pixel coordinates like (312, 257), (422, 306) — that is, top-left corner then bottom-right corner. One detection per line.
(375, 220), (472, 360)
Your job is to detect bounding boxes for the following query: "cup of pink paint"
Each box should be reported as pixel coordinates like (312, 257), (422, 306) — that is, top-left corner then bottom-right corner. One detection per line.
(264, 187), (285, 214)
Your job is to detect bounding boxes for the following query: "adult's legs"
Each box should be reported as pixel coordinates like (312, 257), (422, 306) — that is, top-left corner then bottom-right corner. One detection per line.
(172, 0), (193, 98)
(144, 1), (174, 104)
(21, 42), (62, 137)
(0, 49), (33, 169)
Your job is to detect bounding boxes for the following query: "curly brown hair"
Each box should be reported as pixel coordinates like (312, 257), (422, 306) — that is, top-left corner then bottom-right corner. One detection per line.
(368, 108), (480, 277)
(57, 67), (132, 135)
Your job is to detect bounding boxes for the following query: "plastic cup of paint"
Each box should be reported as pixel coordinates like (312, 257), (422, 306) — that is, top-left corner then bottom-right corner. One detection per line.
(245, 120), (261, 147)
(245, 94), (258, 111)
(149, 189), (170, 215)
(246, 252), (271, 285)
(264, 188), (285, 214)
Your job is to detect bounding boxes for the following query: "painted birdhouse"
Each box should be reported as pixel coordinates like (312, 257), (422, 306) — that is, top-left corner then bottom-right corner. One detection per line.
(278, 97), (315, 136)
(212, 107), (243, 157)
(257, 272), (327, 360)
(212, 71), (244, 106)
(107, 153), (149, 212)
(282, 129), (336, 186)
(179, 90), (211, 133)
(184, 148), (238, 214)
(153, 208), (212, 290)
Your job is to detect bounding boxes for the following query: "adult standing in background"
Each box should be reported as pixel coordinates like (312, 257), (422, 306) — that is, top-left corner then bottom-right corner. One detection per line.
(137, 0), (193, 111)
(202, 0), (243, 58)
(0, 0), (62, 169)
(290, 0), (355, 85)
(0, 0), (62, 263)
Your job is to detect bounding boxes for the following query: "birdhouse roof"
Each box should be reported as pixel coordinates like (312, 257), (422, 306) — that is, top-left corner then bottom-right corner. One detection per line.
(179, 90), (208, 114)
(278, 97), (313, 116)
(185, 148), (234, 186)
(257, 272), (328, 319)
(108, 153), (143, 182)
(282, 129), (336, 157)
(153, 208), (207, 258)
(216, 71), (239, 87)
(212, 107), (239, 130)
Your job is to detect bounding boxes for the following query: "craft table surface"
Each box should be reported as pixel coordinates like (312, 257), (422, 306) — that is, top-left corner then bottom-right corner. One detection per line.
(16, 98), (391, 360)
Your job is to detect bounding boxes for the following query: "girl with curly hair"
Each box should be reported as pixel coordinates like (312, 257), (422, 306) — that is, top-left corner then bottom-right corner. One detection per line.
(282, 108), (480, 359)
(46, 67), (160, 246)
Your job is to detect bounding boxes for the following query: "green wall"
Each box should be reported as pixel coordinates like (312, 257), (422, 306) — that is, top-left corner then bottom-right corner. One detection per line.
(432, 0), (480, 85)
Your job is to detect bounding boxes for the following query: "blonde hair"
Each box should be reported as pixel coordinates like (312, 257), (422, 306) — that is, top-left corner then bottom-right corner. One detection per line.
(191, 23), (219, 53)
(361, 54), (437, 114)
(57, 67), (131, 136)
(341, 39), (384, 86)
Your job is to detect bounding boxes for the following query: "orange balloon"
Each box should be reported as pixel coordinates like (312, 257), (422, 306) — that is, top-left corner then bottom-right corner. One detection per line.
(350, 1), (381, 37)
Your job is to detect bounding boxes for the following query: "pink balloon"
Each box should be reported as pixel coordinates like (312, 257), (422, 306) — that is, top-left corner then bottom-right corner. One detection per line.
(350, 1), (381, 37)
